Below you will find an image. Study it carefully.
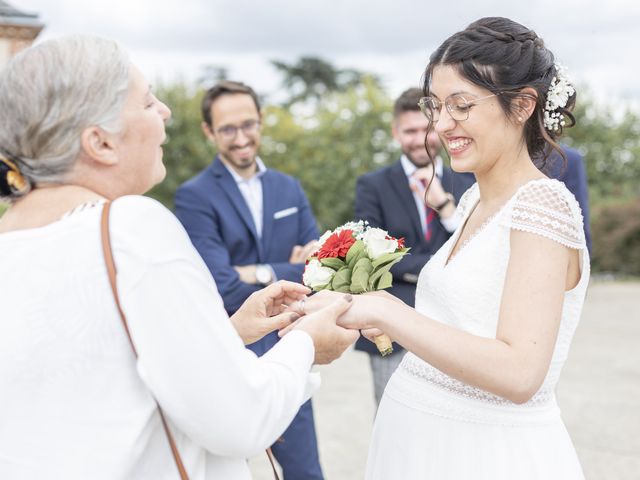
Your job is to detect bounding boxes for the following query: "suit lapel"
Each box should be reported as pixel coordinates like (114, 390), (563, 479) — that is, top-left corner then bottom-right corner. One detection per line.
(260, 171), (276, 258)
(387, 160), (423, 239)
(211, 157), (262, 255)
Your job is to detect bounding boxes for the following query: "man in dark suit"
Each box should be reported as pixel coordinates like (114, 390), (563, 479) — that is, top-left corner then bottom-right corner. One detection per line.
(547, 145), (592, 254)
(354, 88), (475, 405)
(174, 81), (322, 479)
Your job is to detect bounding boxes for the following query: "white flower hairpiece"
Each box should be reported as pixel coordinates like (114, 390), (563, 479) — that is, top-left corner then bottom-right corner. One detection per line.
(543, 63), (575, 132)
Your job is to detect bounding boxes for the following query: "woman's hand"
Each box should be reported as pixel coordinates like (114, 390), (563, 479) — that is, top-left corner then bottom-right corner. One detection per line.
(362, 290), (406, 305)
(298, 290), (343, 314)
(287, 294), (360, 364)
(360, 327), (389, 344)
(280, 290), (403, 356)
(299, 289), (399, 331)
(231, 281), (310, 345)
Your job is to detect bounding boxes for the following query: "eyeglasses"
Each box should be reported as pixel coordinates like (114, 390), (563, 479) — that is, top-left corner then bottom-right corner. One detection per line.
(215, 119), (260, 141)
(418, 93), (499, 123)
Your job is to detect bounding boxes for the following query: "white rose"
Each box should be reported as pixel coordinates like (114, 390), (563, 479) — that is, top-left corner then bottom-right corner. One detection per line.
(361, 227), (398, 259)
(303, 259), (335, 288)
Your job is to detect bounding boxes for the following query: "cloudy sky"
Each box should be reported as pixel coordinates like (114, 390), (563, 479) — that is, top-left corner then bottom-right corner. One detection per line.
(14, 0), (640, 106)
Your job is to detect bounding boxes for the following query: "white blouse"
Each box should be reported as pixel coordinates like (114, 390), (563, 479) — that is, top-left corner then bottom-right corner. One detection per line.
(0, 196), (318, 479)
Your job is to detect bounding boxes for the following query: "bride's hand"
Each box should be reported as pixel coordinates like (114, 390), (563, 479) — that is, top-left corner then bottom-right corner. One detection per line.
(231, 280), (310, 344)
(299, 290), (345, 315)
(362, 290), (406, 305)
(278, 289), (342, 337)
(279, 289), (373, 337)
(281, 289), (402, 335)
(360, 327), (392, 344)
(279, 291), (401, 351)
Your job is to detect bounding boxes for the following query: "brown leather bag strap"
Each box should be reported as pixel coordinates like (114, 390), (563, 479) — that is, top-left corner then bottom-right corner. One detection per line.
(100, 202), (189, 480)
(266, 447), (281, 480)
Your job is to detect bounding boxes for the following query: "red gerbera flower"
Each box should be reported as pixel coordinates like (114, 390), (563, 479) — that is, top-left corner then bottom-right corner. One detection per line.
(317, 229), (356, 259)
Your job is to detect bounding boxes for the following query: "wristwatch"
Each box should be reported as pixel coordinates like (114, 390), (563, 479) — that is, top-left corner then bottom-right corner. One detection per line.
(255, 264), (273, 285)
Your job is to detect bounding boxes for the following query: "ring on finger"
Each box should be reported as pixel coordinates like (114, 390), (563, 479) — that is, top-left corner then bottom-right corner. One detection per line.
(296, 297), (306, 315)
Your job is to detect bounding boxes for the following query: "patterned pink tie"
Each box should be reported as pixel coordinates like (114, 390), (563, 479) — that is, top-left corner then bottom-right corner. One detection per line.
(420, 179), (436, 241)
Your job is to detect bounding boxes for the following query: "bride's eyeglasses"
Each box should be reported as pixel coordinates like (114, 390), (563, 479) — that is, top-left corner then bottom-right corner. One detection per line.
(418, 93), (499, 123)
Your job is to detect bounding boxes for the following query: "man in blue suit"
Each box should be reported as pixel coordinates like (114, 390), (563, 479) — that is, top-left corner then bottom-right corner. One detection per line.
(354, 88), (475, 405)
(175, 81), (322, 479)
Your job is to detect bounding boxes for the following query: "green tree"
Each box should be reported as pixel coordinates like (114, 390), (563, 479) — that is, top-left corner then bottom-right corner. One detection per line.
(271, 56), (382, 107)
(198, 65), (229, 87)
(146, 82), (212, 209)
(564, 94), (640, 203)
(261, 77), (396, 230)
(590, 198), (640, 275)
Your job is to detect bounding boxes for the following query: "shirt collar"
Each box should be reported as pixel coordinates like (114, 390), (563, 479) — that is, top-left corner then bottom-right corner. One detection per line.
(400, 154), (444, 179)
(221, 156), (268, 184)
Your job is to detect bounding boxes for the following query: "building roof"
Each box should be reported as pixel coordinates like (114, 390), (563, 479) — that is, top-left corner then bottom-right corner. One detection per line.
(0, 1), (43, 28)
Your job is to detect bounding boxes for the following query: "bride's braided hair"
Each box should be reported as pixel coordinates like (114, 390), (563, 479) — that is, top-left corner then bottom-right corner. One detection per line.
(423, 17), (576, 168)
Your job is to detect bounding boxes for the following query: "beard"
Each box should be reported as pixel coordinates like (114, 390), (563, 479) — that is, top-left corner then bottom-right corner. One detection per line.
(222, 141), (258, 171)
(405, 149), (431, 168)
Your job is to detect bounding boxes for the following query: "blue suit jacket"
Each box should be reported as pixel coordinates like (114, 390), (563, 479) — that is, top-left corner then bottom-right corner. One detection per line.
(354, 159), (475, 355)
(174, 156), (319, 320)
(546, 145), (592, 254)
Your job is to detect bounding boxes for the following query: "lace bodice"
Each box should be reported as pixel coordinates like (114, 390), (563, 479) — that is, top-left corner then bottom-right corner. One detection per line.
(400, 178), (590, 407)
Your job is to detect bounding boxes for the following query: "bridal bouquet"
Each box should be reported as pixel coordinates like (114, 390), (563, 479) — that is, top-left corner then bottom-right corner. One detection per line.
(303, 221), (409, 356)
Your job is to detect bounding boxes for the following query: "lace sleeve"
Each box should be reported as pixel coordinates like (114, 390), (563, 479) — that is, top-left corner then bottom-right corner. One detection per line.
(501, 179), (586, 250)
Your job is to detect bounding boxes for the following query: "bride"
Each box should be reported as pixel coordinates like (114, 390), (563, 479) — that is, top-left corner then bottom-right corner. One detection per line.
(307, 16), (588, 479)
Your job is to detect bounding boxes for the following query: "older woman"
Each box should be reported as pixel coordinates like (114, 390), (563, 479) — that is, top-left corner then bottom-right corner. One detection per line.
(0, 36), (357, 479)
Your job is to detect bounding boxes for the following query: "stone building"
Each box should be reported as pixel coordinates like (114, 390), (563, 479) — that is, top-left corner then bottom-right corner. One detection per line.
(0, 1), (43, 67)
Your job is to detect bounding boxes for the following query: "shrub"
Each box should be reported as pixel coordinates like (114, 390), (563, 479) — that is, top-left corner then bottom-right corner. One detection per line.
(591, 198), (640, 275)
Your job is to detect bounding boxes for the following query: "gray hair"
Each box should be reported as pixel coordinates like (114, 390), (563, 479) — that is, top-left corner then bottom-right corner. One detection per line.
(0, 35), (130, 198)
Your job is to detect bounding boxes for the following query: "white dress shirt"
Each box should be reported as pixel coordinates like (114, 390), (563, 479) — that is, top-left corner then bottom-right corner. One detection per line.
(0, 196), (318, 479)
(400, 155), (459, 234)
(222, 157), (268, 238)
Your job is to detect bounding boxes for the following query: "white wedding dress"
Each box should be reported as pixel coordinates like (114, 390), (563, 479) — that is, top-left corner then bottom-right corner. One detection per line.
(366, 179), (589, 479)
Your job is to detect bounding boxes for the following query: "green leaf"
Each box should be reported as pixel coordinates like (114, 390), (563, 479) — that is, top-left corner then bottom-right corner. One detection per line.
(376, 271), (393, 290)
(350, 270), (370, 293)
(320, 257), (346, 270)
(368, 266), (387, 290)
(352, 257), (373, 274)
(376, 256), (404, 274)
(371, 250), (409, 269)
(312, 283), (330, 292)
(333, 283), (352, 293)
(345, 240), (366, 266)
(349, 250), (367, 269)
(350, 258), (373, 293)
(331, 267), (352, 291)
(368, 253), (409, 290)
